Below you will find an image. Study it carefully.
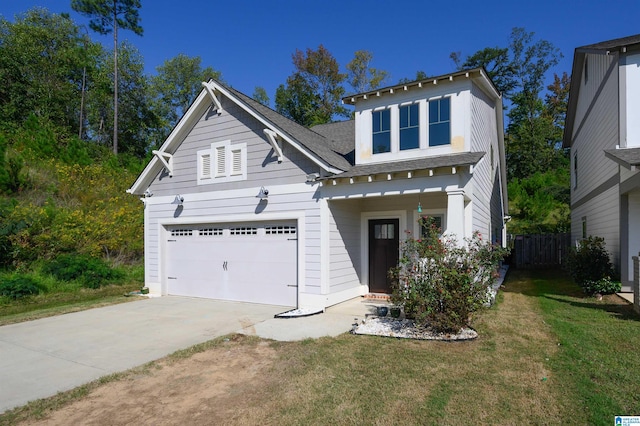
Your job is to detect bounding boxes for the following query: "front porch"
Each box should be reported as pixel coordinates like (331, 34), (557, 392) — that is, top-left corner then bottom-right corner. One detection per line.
(325, 189), (472, 298)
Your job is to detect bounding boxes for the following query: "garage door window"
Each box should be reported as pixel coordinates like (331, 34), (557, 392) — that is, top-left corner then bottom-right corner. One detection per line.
(230, 227), (257, 235)
(199, 228), (223, 236)
(171, 229), (193, 237)
(265, 225), (296, 235)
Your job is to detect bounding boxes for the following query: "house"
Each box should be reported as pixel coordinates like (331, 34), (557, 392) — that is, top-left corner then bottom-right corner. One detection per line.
(563, 34), (640, 289)
(127, 68), (508, 310)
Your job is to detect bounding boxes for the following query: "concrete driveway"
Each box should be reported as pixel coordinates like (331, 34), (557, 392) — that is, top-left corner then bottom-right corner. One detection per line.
(0, 296), (377, 414)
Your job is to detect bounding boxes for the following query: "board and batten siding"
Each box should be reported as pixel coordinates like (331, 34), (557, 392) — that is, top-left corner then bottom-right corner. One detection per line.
(143, 185), (323, 296)
(328, 199), (362, 293)
(469, 82), (498, 240)
(149, 95), (320, 197)
(570, 52), (620, 270)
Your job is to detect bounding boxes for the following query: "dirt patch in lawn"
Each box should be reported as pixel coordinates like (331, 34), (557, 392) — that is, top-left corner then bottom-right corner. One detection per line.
(23, 336), (278, 426)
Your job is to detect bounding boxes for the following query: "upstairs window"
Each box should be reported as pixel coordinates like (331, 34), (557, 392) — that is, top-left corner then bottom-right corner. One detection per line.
(198, 140), (246, 185)
(372, 109), (391, 153)
(429, 97), (450, 146)
(399, 104), (419, 150)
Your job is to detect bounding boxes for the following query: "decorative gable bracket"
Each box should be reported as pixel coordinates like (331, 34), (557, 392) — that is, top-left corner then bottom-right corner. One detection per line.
(152, 150), (174, 177)
(201, 81), (223, 114)
(263, 129), (284, 163)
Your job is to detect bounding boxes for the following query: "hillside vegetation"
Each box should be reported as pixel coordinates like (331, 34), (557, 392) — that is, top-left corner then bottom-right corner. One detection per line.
(0, 116), (145, 311)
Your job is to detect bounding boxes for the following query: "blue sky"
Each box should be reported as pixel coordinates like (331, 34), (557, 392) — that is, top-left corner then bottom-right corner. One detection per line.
(2, 0), (640, 105)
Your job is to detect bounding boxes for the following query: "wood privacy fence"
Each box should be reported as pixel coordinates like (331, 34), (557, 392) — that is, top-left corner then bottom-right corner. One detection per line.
(510, 233), (572, 269)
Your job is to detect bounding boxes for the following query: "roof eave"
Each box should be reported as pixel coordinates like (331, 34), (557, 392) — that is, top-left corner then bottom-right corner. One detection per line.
(343, 68), (496, 105)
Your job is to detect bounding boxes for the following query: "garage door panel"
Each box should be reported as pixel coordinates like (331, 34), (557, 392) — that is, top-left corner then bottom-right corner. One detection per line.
(166, 222), (297, 306)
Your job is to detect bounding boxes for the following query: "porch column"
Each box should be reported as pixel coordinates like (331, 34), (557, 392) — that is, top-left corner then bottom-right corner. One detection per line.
(446, 189), (465, 243)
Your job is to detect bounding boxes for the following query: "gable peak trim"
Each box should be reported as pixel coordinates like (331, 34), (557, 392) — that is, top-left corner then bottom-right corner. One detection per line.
(201, 81), (223, 114)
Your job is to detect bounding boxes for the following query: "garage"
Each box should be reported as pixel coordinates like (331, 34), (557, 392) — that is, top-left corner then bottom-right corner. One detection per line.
(165, 221), (297, 307)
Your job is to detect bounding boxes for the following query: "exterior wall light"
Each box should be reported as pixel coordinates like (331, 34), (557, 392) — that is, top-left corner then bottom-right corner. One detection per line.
(171, 195), (184, 206)
(256, 187), (269, 200)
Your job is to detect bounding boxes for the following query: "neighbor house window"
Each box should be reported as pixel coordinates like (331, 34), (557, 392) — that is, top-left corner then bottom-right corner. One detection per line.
(372, 109), (391, 153)
(197, 140), (246, 185)
(581, 216), (587, 239)
(399, 104), (419, 150)
(429, 97), (450, 146)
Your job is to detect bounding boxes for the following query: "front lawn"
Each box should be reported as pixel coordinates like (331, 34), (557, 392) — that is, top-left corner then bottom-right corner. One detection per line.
(1, 268), (638, 425)
(0, 265), (144, 326)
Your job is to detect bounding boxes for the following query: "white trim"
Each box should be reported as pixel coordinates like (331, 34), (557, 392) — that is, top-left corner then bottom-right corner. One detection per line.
(151, 151), (174, 177)
(298, 287), (361, 311)
(360, 210), (407, 291)
(263, 129), (284, 163)
(201, 81), (222, 112)
(144, 182), (316, 206)
(195, 140), (247, 185)
(128, 89), (211, 194)
(321, 174), (462, 200)
(412, 208), (446, 237)
(320, 198), (330, 295)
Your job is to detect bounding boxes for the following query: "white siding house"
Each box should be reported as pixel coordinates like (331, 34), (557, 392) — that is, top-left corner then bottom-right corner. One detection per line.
(564, 34), (640, 288)
(128, 68), (508, 310)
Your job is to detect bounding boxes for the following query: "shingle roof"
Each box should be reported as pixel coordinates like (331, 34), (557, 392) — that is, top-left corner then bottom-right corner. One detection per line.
(222, 84), (353, 171)
(321, 152), (485, 180)
(604, 148), (640, 169)
(578, 34), (640, 51)
(310, 121), (355, 155)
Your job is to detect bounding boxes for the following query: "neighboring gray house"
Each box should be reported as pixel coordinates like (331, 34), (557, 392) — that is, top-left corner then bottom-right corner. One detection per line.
(564, 34), (640, 289)
(128, 68), (508, 310)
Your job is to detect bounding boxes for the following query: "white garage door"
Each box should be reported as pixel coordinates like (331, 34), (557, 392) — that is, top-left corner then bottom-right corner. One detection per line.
(165, 221), (297, 306)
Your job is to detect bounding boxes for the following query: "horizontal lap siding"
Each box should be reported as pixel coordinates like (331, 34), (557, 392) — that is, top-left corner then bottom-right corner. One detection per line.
(150, 96), (319, 196)
(470, 83), (497, 239)
(571, 186), (620, 267)
(143, 93), (325, 294)
(144, 189), (322, 292)
(329, 200), (362, 293)
(570, 52), (620, 270)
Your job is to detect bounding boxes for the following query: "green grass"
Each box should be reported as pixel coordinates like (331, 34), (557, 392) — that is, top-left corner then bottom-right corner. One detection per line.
(532, 269), (640, 422)
(0, 264), (144, 326)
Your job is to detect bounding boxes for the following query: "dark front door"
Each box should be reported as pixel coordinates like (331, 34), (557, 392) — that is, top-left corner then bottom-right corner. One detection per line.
(368, 219), (399, 294)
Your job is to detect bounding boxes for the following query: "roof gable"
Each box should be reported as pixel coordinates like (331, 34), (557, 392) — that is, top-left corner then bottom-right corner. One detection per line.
(128, 80), (351, 195)
(564, 34), (640, 148)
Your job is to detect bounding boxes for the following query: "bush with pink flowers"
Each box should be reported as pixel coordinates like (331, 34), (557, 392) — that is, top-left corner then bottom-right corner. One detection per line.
(389, 217), (508, 333)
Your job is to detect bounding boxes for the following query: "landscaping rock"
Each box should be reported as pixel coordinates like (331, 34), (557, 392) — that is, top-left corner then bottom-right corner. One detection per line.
(352, 317), (477, 341)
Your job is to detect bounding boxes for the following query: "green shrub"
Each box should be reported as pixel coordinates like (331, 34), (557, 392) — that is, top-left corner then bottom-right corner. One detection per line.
(582, 277), (621, 296)
(390, 217), (508, 333)
(42, 254), (124, 289)
(567, 236), (615, 295)
(0, 275), (43, 299)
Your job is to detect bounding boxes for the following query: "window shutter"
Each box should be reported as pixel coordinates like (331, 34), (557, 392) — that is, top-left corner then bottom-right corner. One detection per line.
(215, 146), (226, 176)
(201, 153), (211, 178)
(231, 149), (242, 175)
